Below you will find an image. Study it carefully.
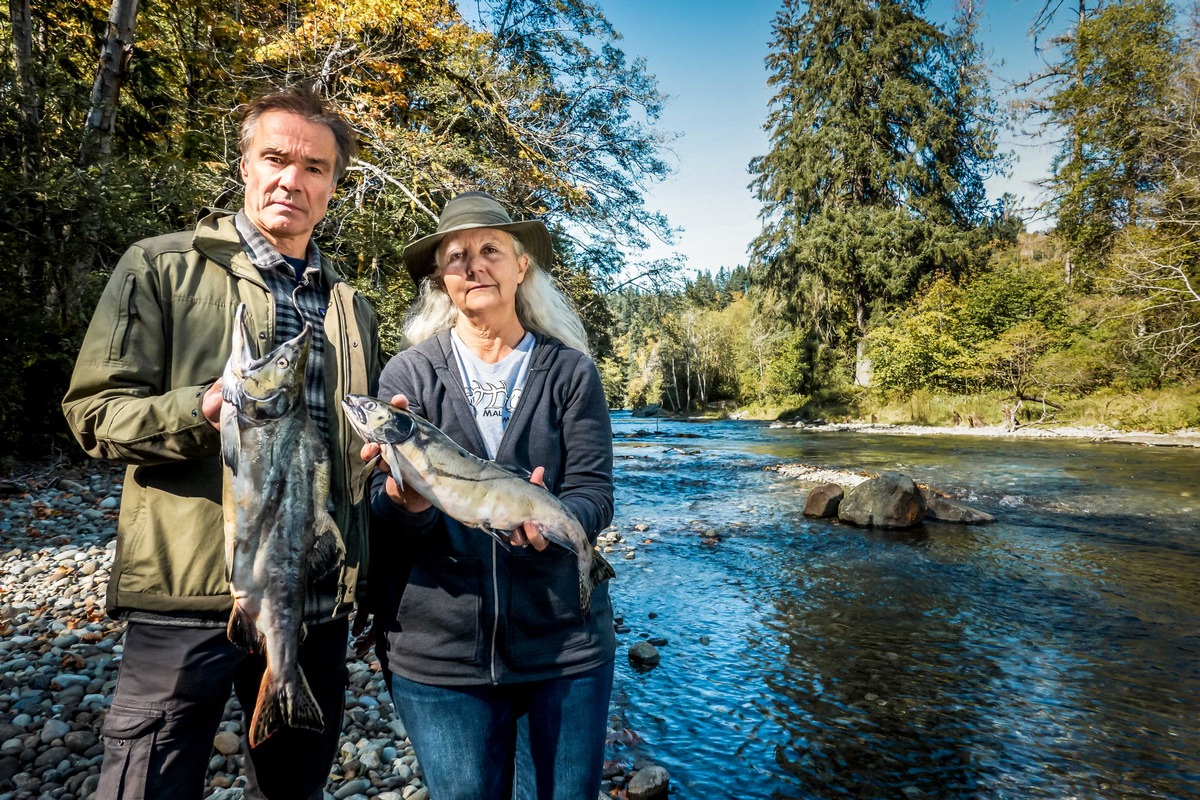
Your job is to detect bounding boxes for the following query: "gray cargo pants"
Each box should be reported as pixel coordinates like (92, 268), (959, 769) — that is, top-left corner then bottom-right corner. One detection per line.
(94, 617), (349, 800)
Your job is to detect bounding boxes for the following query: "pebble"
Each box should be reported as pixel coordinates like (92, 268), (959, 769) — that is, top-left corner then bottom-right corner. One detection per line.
(39, 720), (70, 744)
(213, 731), (240, 756)
(334, 778), (372, 798)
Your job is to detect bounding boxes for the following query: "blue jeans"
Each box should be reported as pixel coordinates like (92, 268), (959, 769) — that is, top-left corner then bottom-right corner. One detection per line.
(386, 660), (614, 800)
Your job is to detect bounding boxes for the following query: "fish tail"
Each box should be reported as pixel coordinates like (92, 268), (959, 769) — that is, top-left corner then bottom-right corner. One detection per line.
(579, 552), (617, 616)
(226, 603), (265, 654)
(248, 666), (325, 748)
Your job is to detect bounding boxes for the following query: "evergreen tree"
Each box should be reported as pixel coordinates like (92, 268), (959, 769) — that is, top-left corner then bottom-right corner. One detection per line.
(1043, 0), (1180, 273)
(748, 0), (1002, 380)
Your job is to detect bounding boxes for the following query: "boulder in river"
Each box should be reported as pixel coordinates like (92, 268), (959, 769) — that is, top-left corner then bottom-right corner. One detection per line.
(803, 483), (844, 518)
(920, 489), (995, 524)
(838, 472), (926, 529)
(628, 641), (660, 672)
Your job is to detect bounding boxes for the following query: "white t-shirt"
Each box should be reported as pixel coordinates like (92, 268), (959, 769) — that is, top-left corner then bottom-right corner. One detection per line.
(449, 329), (536, 459)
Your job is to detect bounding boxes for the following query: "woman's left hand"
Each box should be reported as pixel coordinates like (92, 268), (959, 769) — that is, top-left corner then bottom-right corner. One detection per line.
(510, 466), (550, 551)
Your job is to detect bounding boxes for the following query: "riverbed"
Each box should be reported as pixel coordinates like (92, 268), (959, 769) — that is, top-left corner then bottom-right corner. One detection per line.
(606, 412), (1200, 799)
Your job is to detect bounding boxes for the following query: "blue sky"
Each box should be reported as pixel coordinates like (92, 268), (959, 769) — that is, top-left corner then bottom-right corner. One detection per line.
(598, 0), (1064, 274)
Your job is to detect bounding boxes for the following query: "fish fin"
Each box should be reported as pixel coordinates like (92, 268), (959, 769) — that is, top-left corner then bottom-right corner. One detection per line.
(248, 666), (324, 748)
(580, 551), (617, 617)
(591, 550), (617, 585)
(307, 520), (346, 582)
(222, 429), (240, 479)
(481, 525), (514, 548)
(226, 603), (264, 654)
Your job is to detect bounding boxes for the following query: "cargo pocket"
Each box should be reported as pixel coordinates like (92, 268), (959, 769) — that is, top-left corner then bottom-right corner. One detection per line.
(95, 700), (165, 798)
(106, 273), (139, 361)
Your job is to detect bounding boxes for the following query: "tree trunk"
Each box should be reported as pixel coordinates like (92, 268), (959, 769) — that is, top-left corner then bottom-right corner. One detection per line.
(80, 0), (140, 166)
(9, 0), (40, 179)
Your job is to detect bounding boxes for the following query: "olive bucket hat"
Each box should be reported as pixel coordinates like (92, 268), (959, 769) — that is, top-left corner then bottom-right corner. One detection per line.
(402, 192), (554, 284)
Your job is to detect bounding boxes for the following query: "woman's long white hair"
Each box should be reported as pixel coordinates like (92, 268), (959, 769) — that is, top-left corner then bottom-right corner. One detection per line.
(402, 233), (591, 356)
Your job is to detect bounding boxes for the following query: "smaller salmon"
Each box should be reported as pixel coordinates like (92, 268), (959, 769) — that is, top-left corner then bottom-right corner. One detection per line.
(342, 394), (615, 613)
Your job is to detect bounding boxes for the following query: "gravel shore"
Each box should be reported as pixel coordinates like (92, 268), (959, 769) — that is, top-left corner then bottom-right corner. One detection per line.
(0, 462), (424, 800)
(770, 419), (1200, 447)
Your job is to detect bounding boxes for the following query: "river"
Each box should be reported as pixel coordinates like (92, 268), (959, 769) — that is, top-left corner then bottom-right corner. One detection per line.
(604, 412), (1200, 800)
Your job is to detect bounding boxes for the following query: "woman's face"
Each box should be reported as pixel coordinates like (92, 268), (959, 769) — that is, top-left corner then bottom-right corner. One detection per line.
(436, 228), (530, 320)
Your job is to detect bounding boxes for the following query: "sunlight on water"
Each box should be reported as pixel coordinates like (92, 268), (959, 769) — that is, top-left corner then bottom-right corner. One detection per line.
(606, 413), (1200, 799)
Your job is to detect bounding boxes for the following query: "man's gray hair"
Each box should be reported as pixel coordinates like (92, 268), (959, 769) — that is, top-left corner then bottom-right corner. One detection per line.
(239, 85), (357, 180)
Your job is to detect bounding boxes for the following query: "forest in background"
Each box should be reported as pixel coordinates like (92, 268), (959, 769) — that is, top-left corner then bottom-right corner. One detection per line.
(2, 0), (1199, 459)
(602, 0), (1200, 433)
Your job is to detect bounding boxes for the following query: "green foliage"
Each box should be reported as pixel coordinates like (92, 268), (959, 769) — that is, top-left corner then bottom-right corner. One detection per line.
(0, 0), (673, 454)
(1043, 0), (1180, 271)
(749, 0), (1005, 365)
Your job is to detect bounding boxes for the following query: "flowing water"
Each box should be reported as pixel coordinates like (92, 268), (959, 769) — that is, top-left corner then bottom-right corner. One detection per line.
(605, 412), (1200, 800)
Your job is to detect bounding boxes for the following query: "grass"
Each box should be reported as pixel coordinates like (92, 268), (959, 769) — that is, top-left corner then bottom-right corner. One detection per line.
(851, 385), (1200, 432)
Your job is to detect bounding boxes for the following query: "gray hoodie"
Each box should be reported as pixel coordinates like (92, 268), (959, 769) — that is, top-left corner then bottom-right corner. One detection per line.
(368, 329), (615, 685)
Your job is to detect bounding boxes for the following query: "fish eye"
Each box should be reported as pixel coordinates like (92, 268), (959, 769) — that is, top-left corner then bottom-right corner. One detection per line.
(363, 400), (377, 411)
(276, 358), (289, 368)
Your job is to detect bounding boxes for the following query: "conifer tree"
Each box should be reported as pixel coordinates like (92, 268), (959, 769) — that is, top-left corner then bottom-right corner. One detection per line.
(749, 0), (1002, 377)
(1043, 0), (1179, 273)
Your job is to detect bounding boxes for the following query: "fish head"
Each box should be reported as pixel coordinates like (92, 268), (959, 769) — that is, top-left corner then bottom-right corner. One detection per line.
(223, 304), (311, 419)
(341, 395), (417, 445)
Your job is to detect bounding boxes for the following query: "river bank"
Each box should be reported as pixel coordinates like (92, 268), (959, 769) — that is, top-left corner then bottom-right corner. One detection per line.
(767, 419), (1200, 447)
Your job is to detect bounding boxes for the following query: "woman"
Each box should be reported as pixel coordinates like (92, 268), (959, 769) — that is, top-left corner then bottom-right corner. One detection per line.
(363, 192), (616, 800)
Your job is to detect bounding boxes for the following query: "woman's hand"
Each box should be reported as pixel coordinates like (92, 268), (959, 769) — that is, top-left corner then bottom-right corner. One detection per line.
(359, 394), (433, 513)
(510, 466), (550, 551)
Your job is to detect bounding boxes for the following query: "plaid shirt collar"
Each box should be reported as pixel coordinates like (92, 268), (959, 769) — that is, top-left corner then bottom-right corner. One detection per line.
(234, 209), (324, 283)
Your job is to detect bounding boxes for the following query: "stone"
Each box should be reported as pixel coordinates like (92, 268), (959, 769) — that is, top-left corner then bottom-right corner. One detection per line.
(33, 745), (70, 769)
(213, 731), (241, 756)
(0, 755), (19, 784)
(334, 778), (372, 799)
(838, 473), (926, 529)
(63, 731), (98, 754)
(207, 789), (245, 800)
(803, 483), (844, 518)
(626, 765), (670, 800)
(920, 490), (995, 524)
(628, 642), (660, 672)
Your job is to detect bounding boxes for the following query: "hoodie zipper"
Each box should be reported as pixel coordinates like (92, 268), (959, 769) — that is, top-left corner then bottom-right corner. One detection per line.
(490, 539), (501, 684)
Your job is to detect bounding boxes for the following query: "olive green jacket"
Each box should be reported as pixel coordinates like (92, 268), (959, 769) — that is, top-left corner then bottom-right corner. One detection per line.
(63, 209), (383, 622)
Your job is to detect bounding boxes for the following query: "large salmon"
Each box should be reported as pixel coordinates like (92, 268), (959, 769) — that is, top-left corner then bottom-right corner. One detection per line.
(221, 304), (345, 747)
(342, 394), (615, 614)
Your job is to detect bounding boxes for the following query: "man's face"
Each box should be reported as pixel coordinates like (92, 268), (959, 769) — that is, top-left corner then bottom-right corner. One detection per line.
(240, 110), (339, 257)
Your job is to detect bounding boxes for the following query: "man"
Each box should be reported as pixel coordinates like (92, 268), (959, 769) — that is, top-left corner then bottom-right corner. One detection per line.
(63, 86), (382, 800)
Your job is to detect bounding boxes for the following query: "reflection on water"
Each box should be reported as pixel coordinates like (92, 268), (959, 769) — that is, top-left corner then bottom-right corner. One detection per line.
(607, 414), (1200, 799)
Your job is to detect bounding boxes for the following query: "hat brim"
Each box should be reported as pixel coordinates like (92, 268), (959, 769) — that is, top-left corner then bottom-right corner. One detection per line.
(403, 220), (554, 285)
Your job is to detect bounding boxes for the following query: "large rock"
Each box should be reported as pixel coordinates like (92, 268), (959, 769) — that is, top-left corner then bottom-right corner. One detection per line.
(921, 490), (995, 524)
(631, 404), (662, 418)
(627, 765), (670, 800)
(803, 484), (844, 518)
(628, 642), (660, 672)
(838, 473), (926, 529)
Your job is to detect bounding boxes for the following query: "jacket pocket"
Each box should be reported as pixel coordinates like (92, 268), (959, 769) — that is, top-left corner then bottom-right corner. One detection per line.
(393, 556), (484, 665)
(106, 273), (139, 361)
(505, 548), (591, 669)
(96, 699), (166, 797)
